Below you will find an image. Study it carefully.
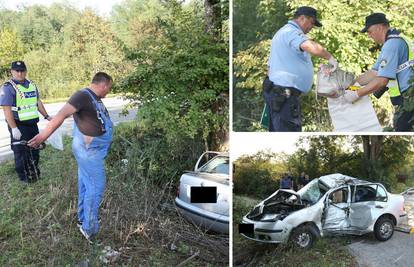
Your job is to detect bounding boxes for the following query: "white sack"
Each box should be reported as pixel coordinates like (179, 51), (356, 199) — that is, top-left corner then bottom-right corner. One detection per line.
(46, 126), (64, 150)
(327, 96), (382, 132)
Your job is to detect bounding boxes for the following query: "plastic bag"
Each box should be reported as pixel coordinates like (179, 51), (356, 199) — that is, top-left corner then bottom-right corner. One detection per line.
(327, 96), (382, 132)
(46, 127), (64, 150)
(316, 65), (355, 97)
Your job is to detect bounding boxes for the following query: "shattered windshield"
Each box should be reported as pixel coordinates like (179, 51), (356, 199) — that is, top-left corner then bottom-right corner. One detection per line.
(297, 179), (323, 204)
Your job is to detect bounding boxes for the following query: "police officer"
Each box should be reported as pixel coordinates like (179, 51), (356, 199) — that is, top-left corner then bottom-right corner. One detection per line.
(344, 13), (414, 131)
(0, 61), (51, 183)
(264, 6), (338, 132)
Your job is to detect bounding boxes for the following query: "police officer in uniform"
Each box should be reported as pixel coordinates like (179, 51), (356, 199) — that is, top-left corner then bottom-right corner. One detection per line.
(344, 13), (414, 131)
(264, 6), (338, 132)
(0, 61), (51, 183)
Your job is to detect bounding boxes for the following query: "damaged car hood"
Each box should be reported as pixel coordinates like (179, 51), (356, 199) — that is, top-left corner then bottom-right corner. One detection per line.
(246, 189), (304, 221)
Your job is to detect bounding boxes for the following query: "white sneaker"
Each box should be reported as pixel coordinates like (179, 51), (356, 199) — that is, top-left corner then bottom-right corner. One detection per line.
(79, 226), (92, 244)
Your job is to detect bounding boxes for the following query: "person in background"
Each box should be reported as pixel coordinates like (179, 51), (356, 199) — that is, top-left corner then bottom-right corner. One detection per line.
(280, 173), (294, 190)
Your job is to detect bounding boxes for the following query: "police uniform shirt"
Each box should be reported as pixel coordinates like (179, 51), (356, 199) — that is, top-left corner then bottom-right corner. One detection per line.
(372, 29), (414, 93)
(268, 20), (314, 93)
(0, 79), (39, 124)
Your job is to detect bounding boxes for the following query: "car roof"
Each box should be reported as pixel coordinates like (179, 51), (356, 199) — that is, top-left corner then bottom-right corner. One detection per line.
(318, 173), (374, 188)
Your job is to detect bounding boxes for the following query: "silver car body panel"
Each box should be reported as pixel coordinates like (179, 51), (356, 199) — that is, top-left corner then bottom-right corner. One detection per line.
(175, 152), (229, 234)
(242, 173), (406, 243)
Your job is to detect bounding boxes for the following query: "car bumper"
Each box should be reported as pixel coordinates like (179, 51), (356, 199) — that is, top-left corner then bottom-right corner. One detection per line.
(175, 197), (229, 234)
(241, 216), (292, 243)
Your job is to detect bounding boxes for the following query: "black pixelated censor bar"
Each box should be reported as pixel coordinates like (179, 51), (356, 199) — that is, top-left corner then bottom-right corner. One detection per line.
(239, 223), (254, 234)
(190, 186), (217, 203)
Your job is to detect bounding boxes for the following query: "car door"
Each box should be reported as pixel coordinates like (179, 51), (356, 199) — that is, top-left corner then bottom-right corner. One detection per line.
(347, 184), (386, 230)
(322, 186), (350, 231)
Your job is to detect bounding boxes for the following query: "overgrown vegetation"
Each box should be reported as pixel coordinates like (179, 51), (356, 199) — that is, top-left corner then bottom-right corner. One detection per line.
(233, 0), (414, 131)
(0, 122), (228, 266)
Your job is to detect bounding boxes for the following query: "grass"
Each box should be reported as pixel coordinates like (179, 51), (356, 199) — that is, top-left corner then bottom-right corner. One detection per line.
(0, 135), (228, 266)
(233, 195), (357, 267)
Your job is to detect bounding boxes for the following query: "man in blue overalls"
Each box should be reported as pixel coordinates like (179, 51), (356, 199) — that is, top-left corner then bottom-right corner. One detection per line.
(29, 72), (113, 243)
(0, 61), (52, 183)
(265, 6), (338, 131)
(343, 13), (414, 131)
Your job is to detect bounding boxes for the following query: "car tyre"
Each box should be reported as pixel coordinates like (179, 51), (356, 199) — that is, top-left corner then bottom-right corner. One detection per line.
(374, 216), (394, 241)
(290, 225), (318, 249)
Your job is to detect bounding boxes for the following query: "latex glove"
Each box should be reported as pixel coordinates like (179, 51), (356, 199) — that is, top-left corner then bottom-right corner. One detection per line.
(328, 56), (339, 72)
(343, 90), (360, 103)
(11, 127), (22, 140)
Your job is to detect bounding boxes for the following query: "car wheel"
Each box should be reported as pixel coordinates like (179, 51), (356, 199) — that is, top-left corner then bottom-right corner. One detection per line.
(374, 217), (394, 241)
(290, 225), (318, 249)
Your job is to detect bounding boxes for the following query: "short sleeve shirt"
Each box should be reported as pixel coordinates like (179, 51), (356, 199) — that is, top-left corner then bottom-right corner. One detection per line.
(268, 20), (314, 93)
(0, 79), (40, 124)
(68, 88), (108, 136)
(372, 30), (414, 93)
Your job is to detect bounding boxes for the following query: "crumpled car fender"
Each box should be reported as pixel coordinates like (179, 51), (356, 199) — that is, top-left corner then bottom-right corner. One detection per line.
(282, 201), (325, 234)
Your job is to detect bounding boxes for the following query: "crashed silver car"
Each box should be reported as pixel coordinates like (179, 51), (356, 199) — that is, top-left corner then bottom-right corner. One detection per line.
(175, 151), (229, 234)
(241, 173), (406, 248)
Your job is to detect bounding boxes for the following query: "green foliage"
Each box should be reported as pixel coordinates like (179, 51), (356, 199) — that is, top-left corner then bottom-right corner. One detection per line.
(116, 1), (229, 148)
(107, 121), (205, 186)
(0, 28), (25, 75)
(233, 0), (414, 131)
(234, 150), (288, 198)
(110, 0), (167, 48)
(0, 5), (127, 100)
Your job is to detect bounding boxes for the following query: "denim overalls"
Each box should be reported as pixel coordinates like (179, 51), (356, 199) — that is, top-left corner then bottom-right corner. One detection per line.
(72, 88), (113, 236)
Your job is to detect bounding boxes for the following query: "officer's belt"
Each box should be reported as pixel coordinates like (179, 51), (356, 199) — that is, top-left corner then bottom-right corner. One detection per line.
(270, 84), (302, 97)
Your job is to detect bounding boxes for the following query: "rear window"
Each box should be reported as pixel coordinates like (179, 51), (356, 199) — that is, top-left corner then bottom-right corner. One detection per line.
(199, 156), (229, 175)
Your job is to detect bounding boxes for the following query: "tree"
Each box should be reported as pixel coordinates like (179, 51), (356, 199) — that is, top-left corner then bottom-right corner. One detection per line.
(110, 0), (167, 48)
(22, 8), (128, 99)
(116, 1), (228, 150)
(0, 28), (24, 76)
(204, 0), (221, 35)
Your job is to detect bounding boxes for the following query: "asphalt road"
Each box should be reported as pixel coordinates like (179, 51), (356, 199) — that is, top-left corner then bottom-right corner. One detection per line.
(348, 194), (414, 267)
(348, 232), (414, 267)
(0, 97), (137, 163)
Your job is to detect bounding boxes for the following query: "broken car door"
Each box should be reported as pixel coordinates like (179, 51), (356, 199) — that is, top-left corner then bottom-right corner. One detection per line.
(322, 186), (350, 232)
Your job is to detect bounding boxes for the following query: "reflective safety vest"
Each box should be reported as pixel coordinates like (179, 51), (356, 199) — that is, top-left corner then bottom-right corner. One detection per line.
(9, 80), (39, 121)
(385, 34), (414, 102)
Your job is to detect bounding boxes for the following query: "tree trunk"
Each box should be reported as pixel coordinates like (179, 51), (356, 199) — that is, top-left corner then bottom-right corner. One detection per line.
(204, 0), (221, 36)
(362, 136), (384, 179)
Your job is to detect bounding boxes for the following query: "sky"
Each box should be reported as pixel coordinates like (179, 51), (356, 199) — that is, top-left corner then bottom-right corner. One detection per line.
(0, 0), (124, 16)
(230, 133), (304, 160)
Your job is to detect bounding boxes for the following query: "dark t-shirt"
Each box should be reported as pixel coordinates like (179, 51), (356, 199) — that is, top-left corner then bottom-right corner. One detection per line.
(68, 88), (108, 136)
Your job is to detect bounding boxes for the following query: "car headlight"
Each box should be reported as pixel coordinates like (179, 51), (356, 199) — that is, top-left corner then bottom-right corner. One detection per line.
(260, 214), (281, 222)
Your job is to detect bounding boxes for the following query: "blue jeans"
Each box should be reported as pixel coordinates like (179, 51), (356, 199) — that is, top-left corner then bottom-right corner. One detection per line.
(72, 123), (112, 236)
